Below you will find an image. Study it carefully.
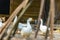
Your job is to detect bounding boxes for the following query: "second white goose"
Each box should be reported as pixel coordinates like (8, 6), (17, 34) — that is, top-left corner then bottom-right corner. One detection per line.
(40, 19), (50, 33)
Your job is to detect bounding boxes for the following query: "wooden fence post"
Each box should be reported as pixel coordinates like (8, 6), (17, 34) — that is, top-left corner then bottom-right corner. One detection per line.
(50, 0), (55, 40)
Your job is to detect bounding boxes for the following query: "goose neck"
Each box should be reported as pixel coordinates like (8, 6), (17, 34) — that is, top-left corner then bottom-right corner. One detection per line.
(27, 21), (32, 29)
(40, 20), (43, 25)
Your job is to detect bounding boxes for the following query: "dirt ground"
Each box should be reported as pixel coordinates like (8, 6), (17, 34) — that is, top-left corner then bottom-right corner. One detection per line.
(10, 31), (60, 40)
(0, 26), (60, 40)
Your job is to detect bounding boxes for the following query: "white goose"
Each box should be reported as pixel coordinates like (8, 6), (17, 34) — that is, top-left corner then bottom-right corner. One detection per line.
(40, 19), (50, 33)
(21, 18), (33, 39)
(7, 16), (18, 34)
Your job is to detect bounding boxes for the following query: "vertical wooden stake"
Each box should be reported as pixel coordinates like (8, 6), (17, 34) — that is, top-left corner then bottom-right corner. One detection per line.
(45, 11), (50, 40)
(35, 0), (45, 38)
(50, 0), (55, 40)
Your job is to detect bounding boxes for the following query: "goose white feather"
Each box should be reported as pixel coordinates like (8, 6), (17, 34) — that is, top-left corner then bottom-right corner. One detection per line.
(18, 23), (27, 30)
(21, 18), (32, 38)
(40, 19), (50, 33)
(13, 16), (17, 25)
(0, 18), (5, 27)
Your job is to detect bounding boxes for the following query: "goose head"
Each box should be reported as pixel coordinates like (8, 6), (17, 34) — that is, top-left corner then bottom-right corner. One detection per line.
(27, 18), (33, 22)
